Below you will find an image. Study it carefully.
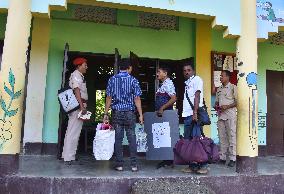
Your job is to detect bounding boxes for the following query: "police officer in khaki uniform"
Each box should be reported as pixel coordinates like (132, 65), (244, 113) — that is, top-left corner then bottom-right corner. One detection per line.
(215, 70), (237, 167)
(62, 57), (88, 164)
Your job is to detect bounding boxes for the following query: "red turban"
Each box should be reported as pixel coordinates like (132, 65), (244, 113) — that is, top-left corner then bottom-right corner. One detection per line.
(73, 57), (87, 66)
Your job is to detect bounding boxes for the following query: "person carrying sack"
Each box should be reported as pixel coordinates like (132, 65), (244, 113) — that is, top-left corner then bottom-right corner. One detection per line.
(181, 62), (209, 174)
(103, 58), (143, 172)
(61, 57), (88, 165)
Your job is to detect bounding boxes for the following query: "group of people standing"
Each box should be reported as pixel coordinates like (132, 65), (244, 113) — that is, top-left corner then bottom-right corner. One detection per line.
(61, 56), (238, 175)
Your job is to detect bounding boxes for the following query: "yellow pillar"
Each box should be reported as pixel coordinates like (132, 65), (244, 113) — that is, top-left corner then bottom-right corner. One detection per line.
(196, 19), (212, 137)
(23, 18), (51, 146)
(236, 0), (258, 173)
(0, 0), (32, 156)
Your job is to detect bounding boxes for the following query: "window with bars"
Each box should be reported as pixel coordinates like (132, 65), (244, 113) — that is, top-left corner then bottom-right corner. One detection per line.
(138, 12), (178, 31)
(74, 6), (117, 24)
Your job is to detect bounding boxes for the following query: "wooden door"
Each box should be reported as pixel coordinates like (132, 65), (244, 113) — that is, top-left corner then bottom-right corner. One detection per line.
(266, 70), (284, 156)
(57, 43), (69, 159)
(114, 48), (120, 75)
(130, 51), (140, 77)
(130, 52), (157, 113)
(158, 57), (194, 123)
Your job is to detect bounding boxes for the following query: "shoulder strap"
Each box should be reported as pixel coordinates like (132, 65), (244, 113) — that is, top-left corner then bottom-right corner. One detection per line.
(185, 91), (194, 110)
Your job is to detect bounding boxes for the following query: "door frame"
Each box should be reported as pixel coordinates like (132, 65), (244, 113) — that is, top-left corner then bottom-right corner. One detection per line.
(57, 48), (119, 158)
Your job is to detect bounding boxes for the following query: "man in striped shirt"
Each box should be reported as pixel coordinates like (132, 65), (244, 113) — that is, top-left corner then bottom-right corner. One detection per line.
(103, 58), (143, 172)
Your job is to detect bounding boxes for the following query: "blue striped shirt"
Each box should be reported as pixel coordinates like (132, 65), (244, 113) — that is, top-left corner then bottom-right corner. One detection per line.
(106, 71), (142, 111)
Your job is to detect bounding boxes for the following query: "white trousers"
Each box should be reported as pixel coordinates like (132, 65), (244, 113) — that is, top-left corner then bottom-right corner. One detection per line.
(62, 109), (83, 161)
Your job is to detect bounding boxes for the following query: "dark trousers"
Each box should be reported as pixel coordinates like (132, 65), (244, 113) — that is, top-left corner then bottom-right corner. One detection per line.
(112, 111), (137, 167)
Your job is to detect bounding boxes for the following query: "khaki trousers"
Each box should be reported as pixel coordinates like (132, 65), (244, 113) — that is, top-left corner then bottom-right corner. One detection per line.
(62, 109), (83, 161)
(217, 117), (237, 161)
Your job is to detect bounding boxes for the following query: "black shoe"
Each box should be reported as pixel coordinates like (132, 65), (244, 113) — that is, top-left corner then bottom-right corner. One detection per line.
(228, 160), (236, 167)
(64, 161), (72, 165)
(157, 160), (173, 169)
(157, 161), (166, 169)
(218, 160), (226, 165)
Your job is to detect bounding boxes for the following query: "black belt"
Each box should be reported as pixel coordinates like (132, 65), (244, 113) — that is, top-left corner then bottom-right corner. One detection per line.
(113, 110), (135, 113)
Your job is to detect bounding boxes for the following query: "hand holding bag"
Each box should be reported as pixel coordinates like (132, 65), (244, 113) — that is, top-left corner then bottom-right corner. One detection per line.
(185, 91), (211, 126)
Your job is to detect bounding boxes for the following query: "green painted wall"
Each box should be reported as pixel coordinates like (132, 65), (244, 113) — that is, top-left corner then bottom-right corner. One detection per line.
(258, 42), (284, 145)
(211, 29), (236, 143)
(43, 8), (196, 143)
(212, 29), (236, 53)
(0, 14), (7, 39)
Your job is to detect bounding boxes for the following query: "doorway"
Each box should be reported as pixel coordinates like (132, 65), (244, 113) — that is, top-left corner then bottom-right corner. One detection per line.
(57, 50), (117, 157)
(130, 52), (193, 122)
(57, 47), (194, 158)
(266, 70), (284, 156)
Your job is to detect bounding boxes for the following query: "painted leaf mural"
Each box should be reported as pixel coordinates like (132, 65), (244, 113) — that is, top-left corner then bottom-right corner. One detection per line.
(0, 68), (22, 151)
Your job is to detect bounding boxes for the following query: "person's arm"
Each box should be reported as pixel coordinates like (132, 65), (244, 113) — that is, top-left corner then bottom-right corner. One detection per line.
(221, 102), (237, 110)
(133, 78), (143, 124)
(221, 85), (237, 111)
(192, 77), (203, 121)
(74, 88), (86, 113)
(103, 79), (112, 123)
(103, 96), (112, 123)
(193, 91), (200, 121)
(134, 97), (143, 124)
(157, 95), (177, 115)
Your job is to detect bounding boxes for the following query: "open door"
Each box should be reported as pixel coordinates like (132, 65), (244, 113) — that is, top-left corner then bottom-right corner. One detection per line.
(130, 51), (140, 78)
(114, 48), (120, 75)
(57, 43), (69, 159)
(130, 52), (157, 113)
(266, 70), (284, 156)
(158, 57), (194, 123)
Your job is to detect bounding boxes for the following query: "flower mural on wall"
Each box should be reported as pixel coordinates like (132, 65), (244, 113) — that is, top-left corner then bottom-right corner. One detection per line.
(257, 1), (284, 25)
(0, 68), (22, 151)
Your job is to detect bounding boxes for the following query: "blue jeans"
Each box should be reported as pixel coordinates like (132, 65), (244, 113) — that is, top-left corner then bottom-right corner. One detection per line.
(184, 116), (207, 169)
(184, 116), (202, 139)
(112, 111), (137, 167)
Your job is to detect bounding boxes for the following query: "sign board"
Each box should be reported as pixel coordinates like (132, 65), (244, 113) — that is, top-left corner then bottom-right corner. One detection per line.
(144, 110), (179, 160)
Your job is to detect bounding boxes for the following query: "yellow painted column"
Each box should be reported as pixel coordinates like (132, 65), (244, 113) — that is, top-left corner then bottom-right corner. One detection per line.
(236, 0), (258, 173)
(0, 0), (32, 155)
(196, 19), (212, 137)
(23, 18), (51, 146)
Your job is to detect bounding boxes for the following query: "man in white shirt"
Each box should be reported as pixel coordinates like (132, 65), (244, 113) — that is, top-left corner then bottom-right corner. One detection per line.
(181, 62), (208, 174)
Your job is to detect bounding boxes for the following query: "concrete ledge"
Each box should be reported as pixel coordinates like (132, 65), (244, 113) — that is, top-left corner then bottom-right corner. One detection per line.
(24, 143), (57, 155)
(236, 156), (257, 174)
(0, 154), (19, 177)
(0, 174), (283, 194)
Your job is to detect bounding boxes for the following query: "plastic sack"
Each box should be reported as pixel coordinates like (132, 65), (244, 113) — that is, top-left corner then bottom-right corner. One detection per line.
(93, 124), (115, 160)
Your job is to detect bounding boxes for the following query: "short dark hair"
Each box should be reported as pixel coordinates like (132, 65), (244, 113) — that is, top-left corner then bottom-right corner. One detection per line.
(119, 58), (131, 70)
(183, 62), (195, 71)
(182, 58), (195, 71)
(158, 66), (171, 77)
(222, 70), (231, 78)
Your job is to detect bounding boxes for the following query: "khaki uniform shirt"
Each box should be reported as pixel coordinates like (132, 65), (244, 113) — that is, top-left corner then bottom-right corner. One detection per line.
(69, 70), (88, 100)
(216, 82), (237, 120)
